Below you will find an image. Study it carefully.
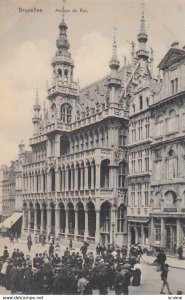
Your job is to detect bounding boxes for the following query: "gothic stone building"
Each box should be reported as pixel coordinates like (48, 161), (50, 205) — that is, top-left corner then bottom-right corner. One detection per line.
(21, 17), (132, 247)
(21, 11), (185, 250)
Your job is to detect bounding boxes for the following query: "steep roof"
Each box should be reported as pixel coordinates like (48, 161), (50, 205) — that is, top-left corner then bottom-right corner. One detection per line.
(158, 47), (185, 70)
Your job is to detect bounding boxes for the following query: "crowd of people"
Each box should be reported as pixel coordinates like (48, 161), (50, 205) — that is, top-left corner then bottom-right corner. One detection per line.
(0, 241), (143, 295)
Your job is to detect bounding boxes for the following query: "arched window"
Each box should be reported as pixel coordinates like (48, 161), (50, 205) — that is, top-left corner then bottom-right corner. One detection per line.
(139, 95), (143, 110)
(165, 191), (177, 207)
(61, 103), (72, 124)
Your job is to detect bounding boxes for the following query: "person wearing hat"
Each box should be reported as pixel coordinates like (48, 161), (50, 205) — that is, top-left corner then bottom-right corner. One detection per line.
(160, 263), (172, 294)
(3, 246), (9, 260)
(9, 263), (18, 294)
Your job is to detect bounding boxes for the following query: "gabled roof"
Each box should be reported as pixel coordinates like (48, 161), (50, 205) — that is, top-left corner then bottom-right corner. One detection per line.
(158, 47), (185, 70)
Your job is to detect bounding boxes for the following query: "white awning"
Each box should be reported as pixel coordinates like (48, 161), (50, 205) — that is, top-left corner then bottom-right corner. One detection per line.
(0, 212), (23, 229)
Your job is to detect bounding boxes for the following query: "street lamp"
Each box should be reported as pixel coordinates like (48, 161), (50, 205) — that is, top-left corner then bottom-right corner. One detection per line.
(112, 222), (115, 250)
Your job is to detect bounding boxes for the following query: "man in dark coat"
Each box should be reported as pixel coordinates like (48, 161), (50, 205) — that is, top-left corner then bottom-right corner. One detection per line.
(80, 243), (88, 259)
(23, 264), (33, 294)
(178, 245), (183, 260)
(49, 243), (54, 257)
(9, 264), (18, 294)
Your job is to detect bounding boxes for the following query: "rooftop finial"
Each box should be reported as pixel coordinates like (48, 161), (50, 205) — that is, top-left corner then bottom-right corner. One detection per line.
(62, 0), (66, 21)
(109, 25), (120, 70)
(112, 26), (118, 60)
(140, 2), (146, 34)
(35, 88), (39, 106)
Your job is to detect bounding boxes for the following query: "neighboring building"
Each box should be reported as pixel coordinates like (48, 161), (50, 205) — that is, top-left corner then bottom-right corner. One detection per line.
(150, 42), (185, 252)
(2, 162), (16, 221)
(1, 144), (32, 235)
(126, 11), (156, 249)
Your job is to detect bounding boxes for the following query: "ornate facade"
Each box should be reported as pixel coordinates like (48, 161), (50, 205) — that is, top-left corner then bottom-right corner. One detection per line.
(22, 16), (130, 246)
(21, 10), (185, 250)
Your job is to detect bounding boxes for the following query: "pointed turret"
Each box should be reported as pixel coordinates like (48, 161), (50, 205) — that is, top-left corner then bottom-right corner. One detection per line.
(136, 6), (149, 61)
(33, 88), (41, 114)
(107, 28), (121, 107)
(109, 30), (120, 71)
(32, 89), (41, 136)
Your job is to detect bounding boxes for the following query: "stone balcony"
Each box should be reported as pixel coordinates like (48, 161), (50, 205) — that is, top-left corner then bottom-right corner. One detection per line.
(57, 148), (112, 165)
(48, 83), (79, 97)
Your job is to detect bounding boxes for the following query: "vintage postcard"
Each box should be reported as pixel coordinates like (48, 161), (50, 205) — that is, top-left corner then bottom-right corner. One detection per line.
(0, 0), (185, 297)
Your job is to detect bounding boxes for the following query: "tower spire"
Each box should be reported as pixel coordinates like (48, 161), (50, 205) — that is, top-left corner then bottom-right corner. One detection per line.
(109, 26), (120, 71)
(137, 3), (149, 61)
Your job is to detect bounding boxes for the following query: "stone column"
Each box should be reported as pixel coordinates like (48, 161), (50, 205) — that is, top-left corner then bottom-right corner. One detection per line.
(55, 170), (60, 192)
(47, 208), (52, 237)
(95, 164), (100, 189)
(110, 208), (116, 246)
(55, 208), (60, 237)
(71, 168), (74, 190)
(161, 218), (165, 247)
(134, 224), (138, 244)
(80, 167), (84, 190)
(84, 166), (89, 190)
(95, 209), (100, 243)
(40, 209), (44, 232)
(22, 209), (26, 234)
(177, 219), (181, 247)
(34, 209), (38, 233)
(74, 168), (78, 190)
(150, 217), (154, 246)
(65, 209), (69, 237)
(74, 209), (79, 238)
(84, 210), (89, 238)
(40, 174), (43, 193)
(91, 165), (95, 189)
(65, 169), (69, 191)
(27, 209), (31, 233)
(141, 223), (144, 246)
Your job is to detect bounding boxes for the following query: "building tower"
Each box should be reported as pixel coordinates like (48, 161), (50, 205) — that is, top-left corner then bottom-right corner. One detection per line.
(47, 13), (79, 125)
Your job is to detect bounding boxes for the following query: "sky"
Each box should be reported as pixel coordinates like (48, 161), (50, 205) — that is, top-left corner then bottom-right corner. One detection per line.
(0, 0), (185, 165)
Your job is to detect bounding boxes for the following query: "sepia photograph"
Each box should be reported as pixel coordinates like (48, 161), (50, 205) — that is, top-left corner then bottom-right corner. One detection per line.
(0, 0), (185, 296)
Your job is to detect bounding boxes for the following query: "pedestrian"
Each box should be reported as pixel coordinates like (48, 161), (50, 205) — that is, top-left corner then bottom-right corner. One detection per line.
(173, 242), (176, 254)
(178, 244), (183, 260)
(3, 246), (9, 260)
(49, 243), (54, 257)
(160, 263), (172, 294)
(132, 260), (141, 286)
(27, 238), (32, 252)
(80, 242), (88, 259)
(9, 264), (18, 294)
